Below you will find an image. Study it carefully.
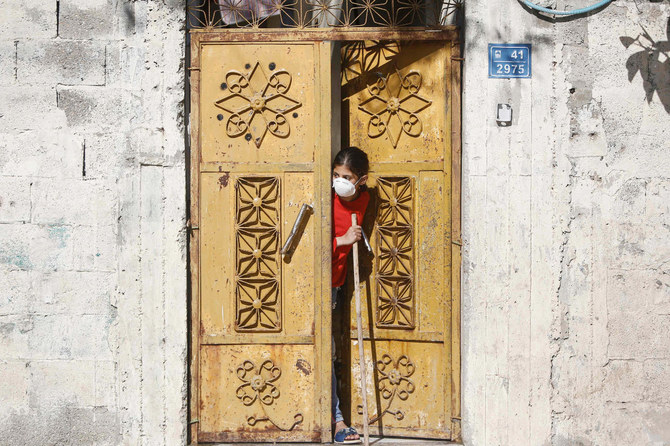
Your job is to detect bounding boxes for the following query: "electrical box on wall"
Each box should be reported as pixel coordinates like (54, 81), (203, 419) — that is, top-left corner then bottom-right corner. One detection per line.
(496, 103), (513, 126)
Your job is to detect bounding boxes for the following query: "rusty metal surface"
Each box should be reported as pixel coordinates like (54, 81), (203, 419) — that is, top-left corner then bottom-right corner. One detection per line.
(187, 0), (463, 30)
(235, 359), (304, 430)
(341, 40), (456, 439)
(357, 354), (417, 424)
(189, 34), (203, 445)
(200, 42), (317, 165)
(349, 341), (452, 439)
(206, 439), (458, 445)
(189, 32), (461, 444)
(194, 38), (331, 443)
(190, 28), (459, 42)
(448, 39), (462, 442)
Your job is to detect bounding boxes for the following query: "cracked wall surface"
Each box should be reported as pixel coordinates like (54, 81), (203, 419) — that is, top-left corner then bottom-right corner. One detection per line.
(0, 0), (187, 444)
(463, 0), (670, 445)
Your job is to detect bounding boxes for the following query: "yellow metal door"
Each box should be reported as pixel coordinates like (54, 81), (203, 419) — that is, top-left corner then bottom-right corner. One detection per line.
(189, 36), (334, 443)
(341, 40), (461, 440)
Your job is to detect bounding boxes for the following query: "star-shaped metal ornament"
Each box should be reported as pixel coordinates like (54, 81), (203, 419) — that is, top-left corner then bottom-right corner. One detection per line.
(215, 62), (302, 148)
(358, 68), (432, 148)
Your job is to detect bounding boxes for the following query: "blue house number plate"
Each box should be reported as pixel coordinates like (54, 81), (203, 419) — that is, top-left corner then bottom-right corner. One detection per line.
(488, 44), (532, 79)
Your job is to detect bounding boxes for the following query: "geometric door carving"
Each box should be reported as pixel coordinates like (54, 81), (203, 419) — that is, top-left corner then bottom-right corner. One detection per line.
(375, 177), (414, 329)
(235, 176), (281, 331)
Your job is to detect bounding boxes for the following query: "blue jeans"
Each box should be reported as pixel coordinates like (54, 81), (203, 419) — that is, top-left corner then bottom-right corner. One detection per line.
(331, 287), (344, 424)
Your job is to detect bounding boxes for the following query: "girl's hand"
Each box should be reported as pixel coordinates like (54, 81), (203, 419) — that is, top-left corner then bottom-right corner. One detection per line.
(336, 224), (362, 247)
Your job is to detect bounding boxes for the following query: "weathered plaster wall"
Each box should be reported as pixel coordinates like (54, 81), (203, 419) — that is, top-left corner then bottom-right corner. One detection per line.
(462, 0), (670, 444)
(0, 0), (187, 444)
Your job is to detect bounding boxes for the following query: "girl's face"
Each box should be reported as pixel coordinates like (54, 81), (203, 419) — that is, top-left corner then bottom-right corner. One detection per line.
(332, 164), (367, 200)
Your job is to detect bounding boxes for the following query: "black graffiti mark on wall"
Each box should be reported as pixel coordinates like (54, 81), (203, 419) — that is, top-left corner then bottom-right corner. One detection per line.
(620, 17), (670, 113)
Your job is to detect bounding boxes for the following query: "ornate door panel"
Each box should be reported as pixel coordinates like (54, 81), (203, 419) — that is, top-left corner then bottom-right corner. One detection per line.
(342, 41), (460, 440)
(190, 37), (333, 443)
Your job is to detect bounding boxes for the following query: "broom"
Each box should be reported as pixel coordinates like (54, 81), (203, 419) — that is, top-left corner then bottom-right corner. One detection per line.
(351, 213), (370, 446)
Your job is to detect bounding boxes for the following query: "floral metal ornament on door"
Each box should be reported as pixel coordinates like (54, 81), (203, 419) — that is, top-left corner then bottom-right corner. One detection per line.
(358, 69), (432, 148)
(214, 62), (302, 148)
(236, 359), (304, 430)
(357, 354), (416, 423)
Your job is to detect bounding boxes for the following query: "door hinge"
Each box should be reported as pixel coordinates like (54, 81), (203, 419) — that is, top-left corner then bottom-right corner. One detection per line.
(187, 219), (199, 232)
(189, 418), (200, 424)
(452, 238), (462, 246)
(451, 416), (462, 441)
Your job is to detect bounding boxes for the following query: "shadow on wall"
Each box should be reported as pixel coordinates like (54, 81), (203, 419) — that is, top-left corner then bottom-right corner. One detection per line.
(620, 16), (670, 113)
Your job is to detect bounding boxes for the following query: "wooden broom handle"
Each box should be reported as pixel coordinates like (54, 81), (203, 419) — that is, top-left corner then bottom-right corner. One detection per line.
(352, 213), (370, 446)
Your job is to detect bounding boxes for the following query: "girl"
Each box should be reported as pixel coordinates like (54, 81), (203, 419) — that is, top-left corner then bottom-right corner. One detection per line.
(331, 146), (370, 444)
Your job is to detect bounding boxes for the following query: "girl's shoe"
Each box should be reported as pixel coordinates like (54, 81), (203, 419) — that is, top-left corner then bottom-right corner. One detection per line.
(334, 426), (362, 444)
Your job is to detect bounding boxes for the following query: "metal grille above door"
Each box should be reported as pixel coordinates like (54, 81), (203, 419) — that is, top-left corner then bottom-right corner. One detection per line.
(187, 0), (463, 31)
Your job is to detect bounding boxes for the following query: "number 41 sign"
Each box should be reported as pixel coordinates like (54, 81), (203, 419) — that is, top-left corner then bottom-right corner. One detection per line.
(489, 44), (532, 79)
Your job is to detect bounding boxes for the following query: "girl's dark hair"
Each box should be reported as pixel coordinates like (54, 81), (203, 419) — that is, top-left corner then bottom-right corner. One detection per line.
(332, 146), (369, 178)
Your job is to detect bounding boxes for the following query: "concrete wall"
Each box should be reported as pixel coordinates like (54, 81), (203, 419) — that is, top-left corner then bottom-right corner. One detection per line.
(462, 0), (670, 445)
(0, 0), (187, 444)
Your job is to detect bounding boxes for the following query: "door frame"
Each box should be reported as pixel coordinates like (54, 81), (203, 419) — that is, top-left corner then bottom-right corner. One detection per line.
(187, 29), (462, 444)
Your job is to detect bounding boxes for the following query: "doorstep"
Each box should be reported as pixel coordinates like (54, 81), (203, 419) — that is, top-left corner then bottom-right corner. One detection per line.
(209, 437), (460, 445)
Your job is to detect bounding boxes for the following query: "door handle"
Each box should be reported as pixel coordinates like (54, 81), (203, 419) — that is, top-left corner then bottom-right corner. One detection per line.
(361, 228), (373, 256)
(281, 204), (313, 258)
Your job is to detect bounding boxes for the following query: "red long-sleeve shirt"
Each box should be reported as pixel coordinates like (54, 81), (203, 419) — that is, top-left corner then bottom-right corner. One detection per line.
(332, 190), (370, 287)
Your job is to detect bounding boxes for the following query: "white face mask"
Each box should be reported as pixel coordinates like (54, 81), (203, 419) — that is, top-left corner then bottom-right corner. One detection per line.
(333, 177), (361, 198)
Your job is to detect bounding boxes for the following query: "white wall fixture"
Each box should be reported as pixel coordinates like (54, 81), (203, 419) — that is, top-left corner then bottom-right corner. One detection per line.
(496, 103), (513, 126)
